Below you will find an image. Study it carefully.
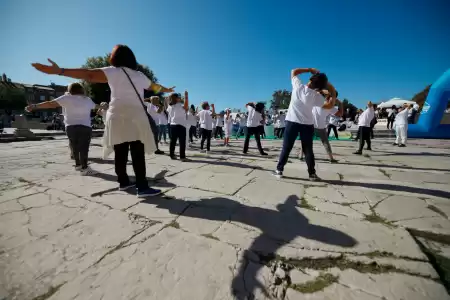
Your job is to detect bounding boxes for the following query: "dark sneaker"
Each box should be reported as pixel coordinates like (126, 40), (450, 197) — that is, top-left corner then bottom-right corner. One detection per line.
(155, 149), (165, 155)
(180, 158), (191, 162)
(309, 174), (321, 181)
(170, 156), (178, 160)
(329, 159), (338, 164)
(272, 170), (283, 179)
(299, 156), (304, 161)
(398, 144), (406, 147)
(393, 143), (398, 146)
(260, 152), (269, 156)
(367, 148), (372, 151)
(353, 151), (362, 155)
(137, 188), (162, 198)
(119, 183), (136, 191)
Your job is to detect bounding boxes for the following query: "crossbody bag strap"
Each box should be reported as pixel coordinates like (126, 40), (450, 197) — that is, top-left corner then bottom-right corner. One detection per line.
(122, 68), (147, 111)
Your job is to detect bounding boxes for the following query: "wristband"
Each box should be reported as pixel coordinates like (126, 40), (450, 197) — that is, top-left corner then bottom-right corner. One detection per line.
(59, 68), (65, 75)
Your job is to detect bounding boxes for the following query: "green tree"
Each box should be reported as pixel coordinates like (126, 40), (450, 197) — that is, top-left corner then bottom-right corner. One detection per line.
(81, 53), (158, 104)
(0, 86), (27, 111)
(271, 90), (291, 110)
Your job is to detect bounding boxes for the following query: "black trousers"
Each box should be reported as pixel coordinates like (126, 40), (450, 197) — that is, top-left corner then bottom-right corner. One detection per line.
(189, 126), (196, 143)
(200, 128), (212, 151)
(243, 127), (264, 154)
(170, 124), (186, 158)
(66, 125), (92, 168)
(327, 124), (338, 139)
(215, 126), (224, 139)
(387, 118), (394, 129)
(358, 126), (372, 151)
(277, 127), (285, 139)
(258, 125), (266, 138)
(277, 121), (315, 175)
(113, 141), (148, 190)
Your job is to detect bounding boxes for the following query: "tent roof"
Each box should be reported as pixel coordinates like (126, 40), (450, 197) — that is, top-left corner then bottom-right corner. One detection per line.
(378, 98), (416, 108)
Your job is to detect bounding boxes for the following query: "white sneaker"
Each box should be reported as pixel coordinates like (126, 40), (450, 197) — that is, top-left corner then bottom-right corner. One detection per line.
(80, 167), (97, 176)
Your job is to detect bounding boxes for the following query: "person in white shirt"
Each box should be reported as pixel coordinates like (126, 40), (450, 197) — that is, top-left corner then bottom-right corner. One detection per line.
(158, 107), (169, 144)
(273, 68), (336, 181)
(300, 90), (343, 162)
(243, 102), (268, 156)
(167, 91), (189, 160)
(144, 96), (165, 154)
(276, 111), (286, 138)
(353, 101), (375, 155)
(223, 109), (233, 146)
(215, 113), (224, 139)
(31, 45), (176, 197)
(327, 114), (340, 139)
(26, 83), (96, 175)
(235, 113), (247, 139)
(197, 102), (216, 153)
(393, 104), (409, 147)
(187, 105), (198, 145)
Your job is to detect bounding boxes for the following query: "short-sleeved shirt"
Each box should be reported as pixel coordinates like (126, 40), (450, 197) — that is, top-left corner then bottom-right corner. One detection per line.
(395, 109), (409, 126)
(167, 103), (187, 127)
(145, 103), (160, 124)
(238, 116), (247, 126)
(187, 112), (197, 127)
(100, 67), (151, 113)
(312, 107), (338, 129)
(55, 94), (95, 127)
(158, 112), (168, 125)
(247, 105), (262, 128)
(286, 77), (326, 125)
(276, 115), (286, 128)
(198, 110), (213, 130)
(216, 116), (224, 127)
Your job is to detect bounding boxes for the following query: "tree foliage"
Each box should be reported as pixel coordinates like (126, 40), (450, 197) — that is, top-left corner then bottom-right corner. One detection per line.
(0, 86), (27, 110)
(271, 89), (291, 110)
(81, 53), (158, 104)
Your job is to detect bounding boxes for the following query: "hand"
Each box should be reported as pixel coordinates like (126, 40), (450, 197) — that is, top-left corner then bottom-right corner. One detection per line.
(25, 105), (33, 112)
(167, 86), (176, 93)
(309, 68), (319, 74)
(184, 90), (188, 97)
(31, 59), (61, 75)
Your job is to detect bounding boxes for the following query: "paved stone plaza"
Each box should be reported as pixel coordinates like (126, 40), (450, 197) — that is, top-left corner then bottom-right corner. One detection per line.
(1, 136), (450, 300)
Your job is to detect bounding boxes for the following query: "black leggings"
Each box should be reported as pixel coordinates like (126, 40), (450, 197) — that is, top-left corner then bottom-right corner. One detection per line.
(114, 141), (148, 190)
(243, 127), (264, 154)
(66, 125), (92, 169)
(215, 126), (224, 139)
(200, 128), (212, 151)
(327, 124), (338, 139)
(387, 118), (394, 129)
(170, 124), (186, 158)
(189, 126), (196, 143)
(358, 126), (372, 151)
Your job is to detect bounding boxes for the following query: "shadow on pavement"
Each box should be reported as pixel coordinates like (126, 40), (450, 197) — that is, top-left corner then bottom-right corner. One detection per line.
(337, 161), (448, 173)
(139, 194), (357, 299)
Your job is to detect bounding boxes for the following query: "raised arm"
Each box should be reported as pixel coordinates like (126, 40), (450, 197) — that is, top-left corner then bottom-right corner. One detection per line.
(148, 82), (175, 93)
(25, 100), (60, 112)
(183, 91), (189, 111)
(334, 100), (344, 116)
(32, 59), (107, 83)
(322, 82), (337, 109)
(211, 104), (216, 115)
(291, 68), (319, 78)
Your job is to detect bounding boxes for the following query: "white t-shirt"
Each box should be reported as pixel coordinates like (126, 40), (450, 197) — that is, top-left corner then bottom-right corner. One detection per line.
(358, 107), (375, 127)
(312, 107), (338, 129)
(198, 110), (213, 130)
(286, 77), (326, 125)
(167, 103), (187, 127)
(216, 116), (224, 127)
(276, 114), (286, 128)
(328, 114), (340, 127)
(55, 94), (95, 127)
(238, 116), (247, 126)
(224, 116), (232, 129)
(145, 103), (160, 124)
(187, 112), (197, 127)
(395, 109), (409, 126)
(158, 112), (168, 125)
(100, 67), (151, 113)
(247, 105), (262, 128)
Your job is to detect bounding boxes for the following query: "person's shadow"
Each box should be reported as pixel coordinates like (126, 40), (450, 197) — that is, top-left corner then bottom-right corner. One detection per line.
(140, 194), (357, 299)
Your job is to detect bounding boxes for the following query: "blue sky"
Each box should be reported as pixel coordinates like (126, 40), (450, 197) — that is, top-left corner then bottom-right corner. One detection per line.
(1, 0), (449, 110)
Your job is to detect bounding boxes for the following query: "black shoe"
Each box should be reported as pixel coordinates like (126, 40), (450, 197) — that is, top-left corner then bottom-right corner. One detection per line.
(398, 144), (406, 147)
(367, 148), (372, 151)
(180, 158), (191, 162)
(329, 159), (338, 164)
(260, 152), (269, 156)
(155, 149), (165, 155)
(309, 174), (321, 181)
(393, 143), (398, 146)
(170, 156), (177, 160)
(353, 151), (362, 155)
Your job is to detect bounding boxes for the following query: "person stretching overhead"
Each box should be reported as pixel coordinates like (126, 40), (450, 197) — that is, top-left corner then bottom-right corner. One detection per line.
(272, 68), (336, 181)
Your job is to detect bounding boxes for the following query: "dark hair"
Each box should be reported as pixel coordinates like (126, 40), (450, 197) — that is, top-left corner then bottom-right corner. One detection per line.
(109, 45), (137, 69)
(169, 93), (180, 106)
(335, 90), (339, 98)
(391, 105), (396, 109)
(201, 102), (209, 109)
(190, 104), (195, 111)
(68, 83), (85, 95)
(309, 73), (328, 91)
(279, 111), (284, 115)
(255, 102), (265, 113)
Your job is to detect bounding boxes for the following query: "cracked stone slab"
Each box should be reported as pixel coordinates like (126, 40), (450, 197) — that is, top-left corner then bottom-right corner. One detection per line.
(285, 282), (381, 300)
(49, 228), (237, 300)
(43, 174), (119, 198)
(217, 207), (427, 259)
(0, 185), (49, 204)
(388, 170), (450, 184)
(166, 168), (251, 195)
(375, 195), (442, 222)
(327, 268), (450, 300)
(395, 217), (450, 235)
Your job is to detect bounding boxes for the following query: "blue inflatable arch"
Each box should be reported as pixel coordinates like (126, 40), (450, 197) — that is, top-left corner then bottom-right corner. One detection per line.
(409, 69), (450, 138)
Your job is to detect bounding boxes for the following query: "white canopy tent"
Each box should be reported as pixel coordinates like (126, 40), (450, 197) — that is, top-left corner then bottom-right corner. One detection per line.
(378, 98), (417, 108)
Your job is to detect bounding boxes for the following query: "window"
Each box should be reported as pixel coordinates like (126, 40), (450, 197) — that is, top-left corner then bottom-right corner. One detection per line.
(40, 95), (45, 102)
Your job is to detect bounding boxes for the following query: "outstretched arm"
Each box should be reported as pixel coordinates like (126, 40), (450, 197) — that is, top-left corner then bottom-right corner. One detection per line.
(183, 91), (189, 111)
(148, 82), (175, 93)
(291, 68), (319, 78)
(322, 82), (337, 109)
(211, 104), (216, 116)
(25, 100), (60, 111)
(32, 59), (107, 83)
